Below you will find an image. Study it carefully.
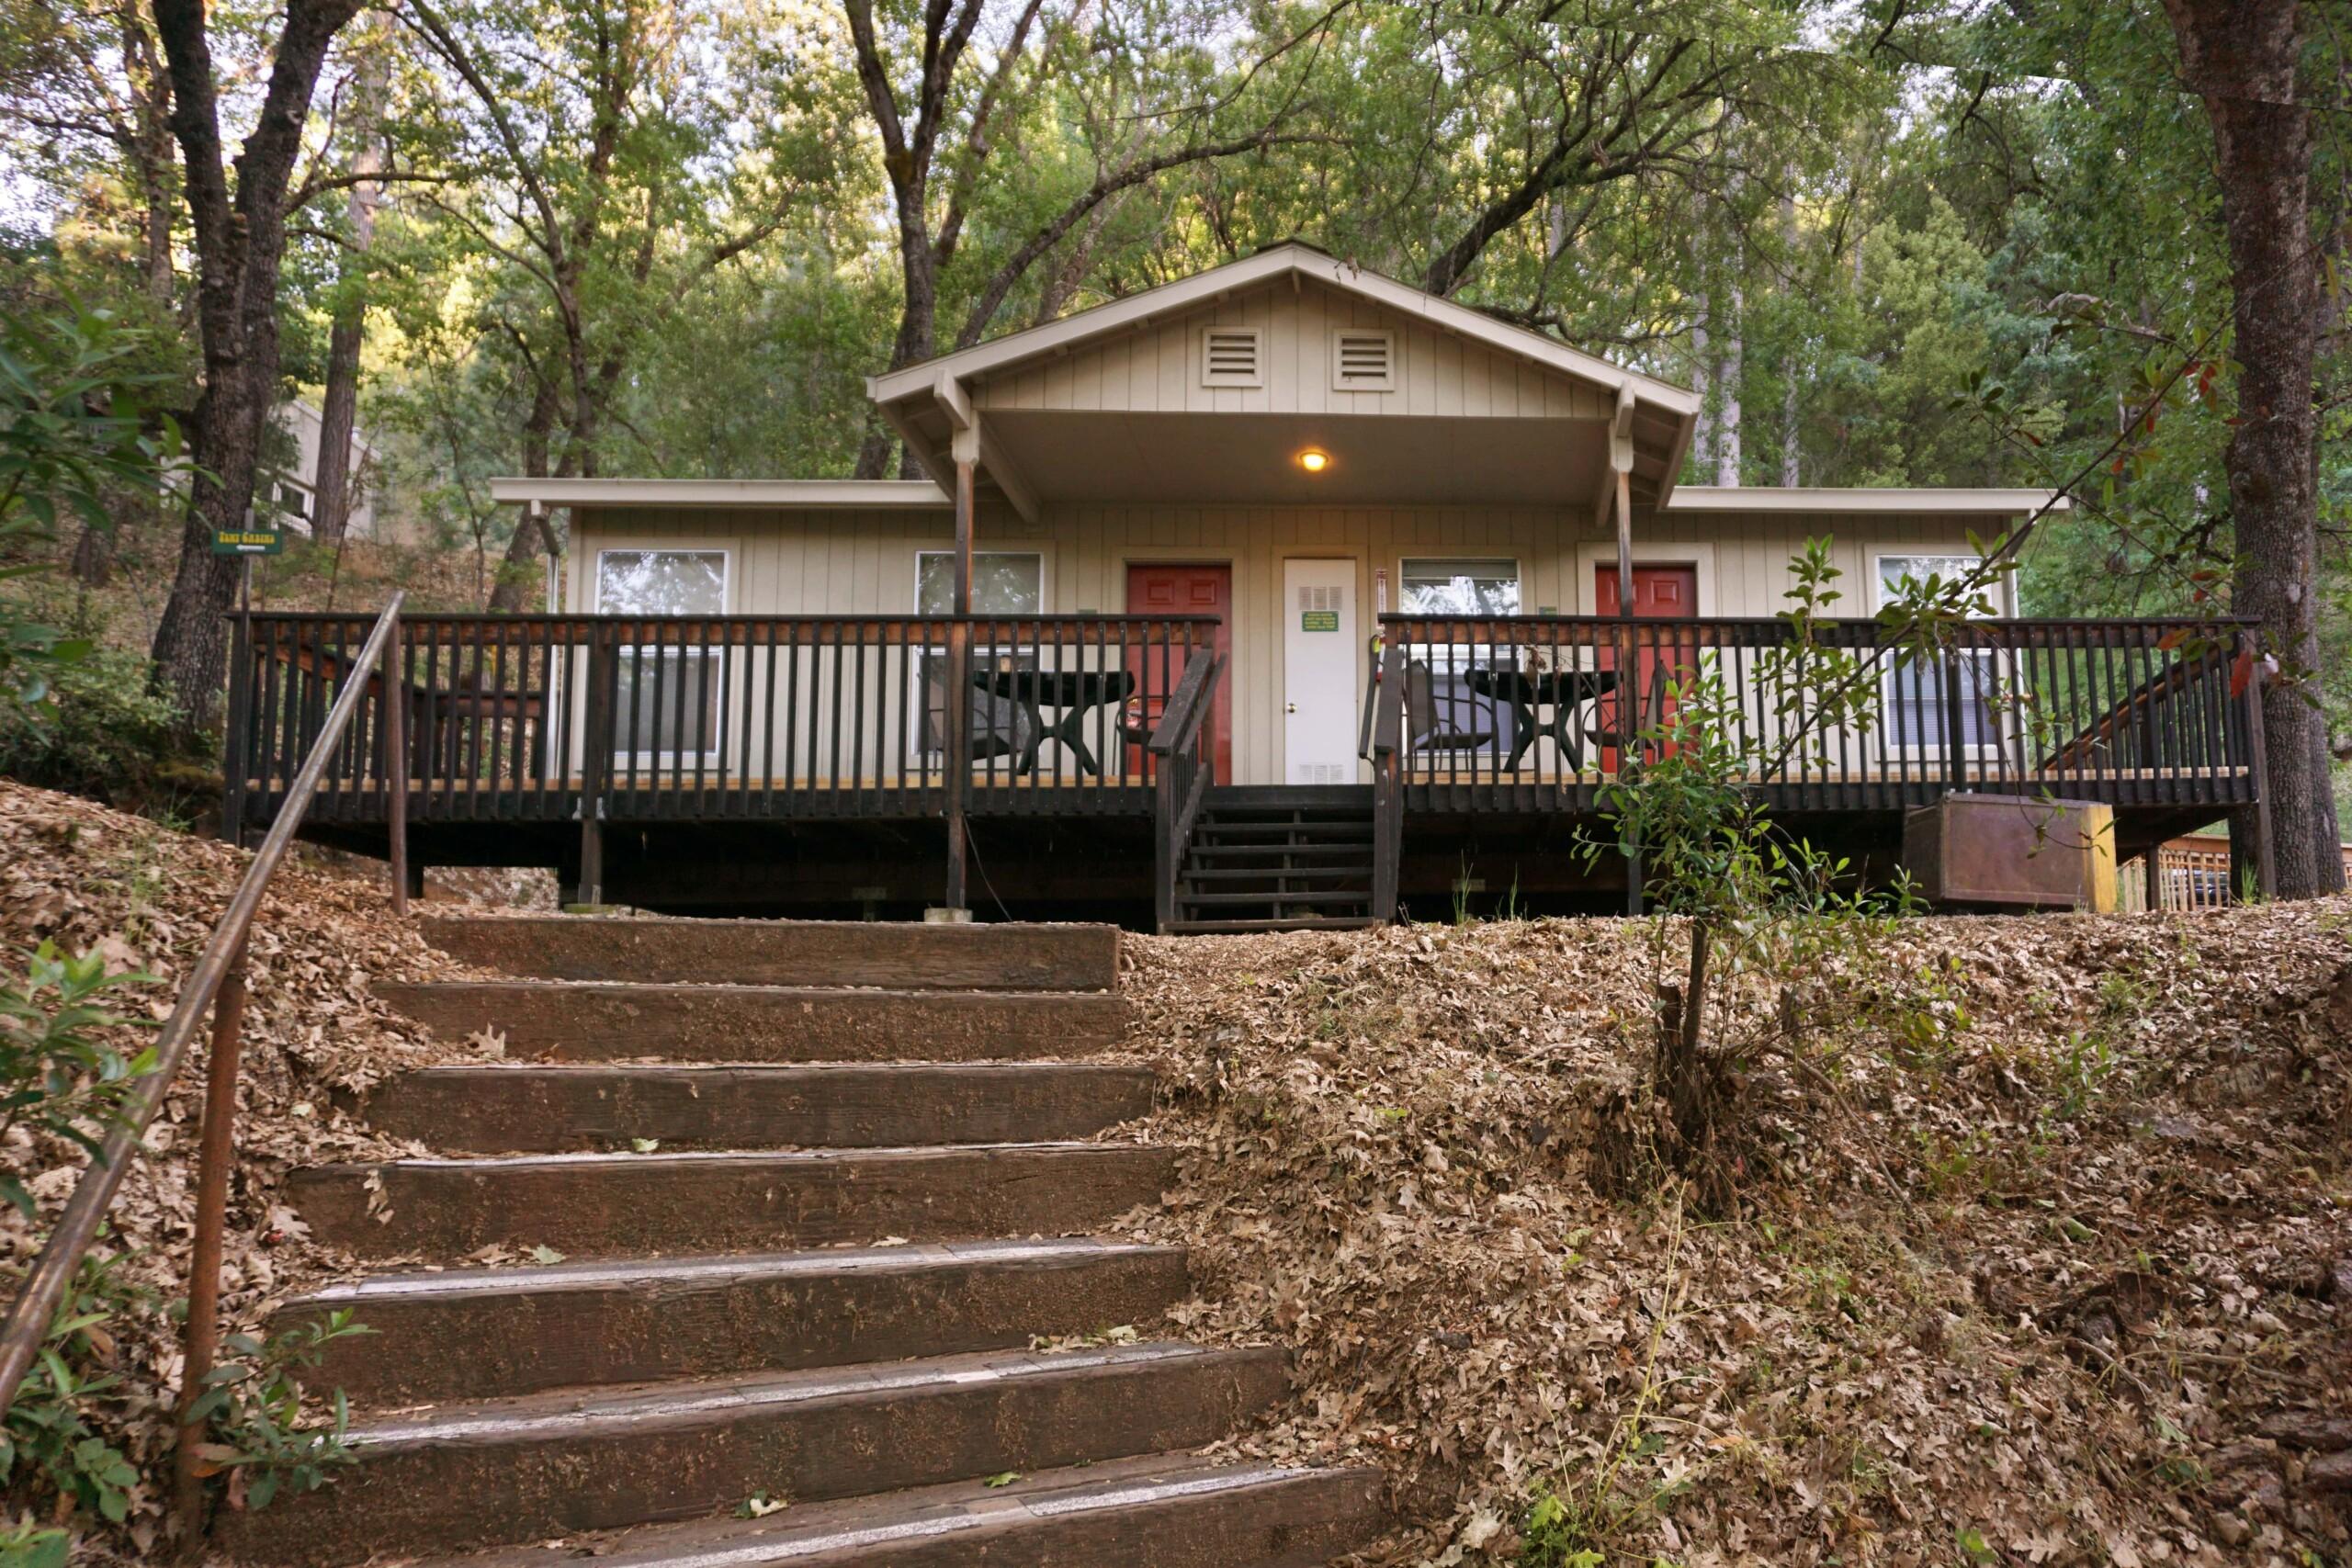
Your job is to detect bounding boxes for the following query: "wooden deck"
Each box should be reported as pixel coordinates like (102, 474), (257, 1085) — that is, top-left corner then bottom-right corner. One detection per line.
(225, 608), (2269, 919)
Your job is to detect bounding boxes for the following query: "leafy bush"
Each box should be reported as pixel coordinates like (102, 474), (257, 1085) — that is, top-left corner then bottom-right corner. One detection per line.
(186, 1312), (372, 1510)
(0, 1252), (149, 1529)
(0, 941), (159, 1220)
(0, 637), (204, 816)
(0, 302), (180, 717)
(0, 1515), (69, 1568)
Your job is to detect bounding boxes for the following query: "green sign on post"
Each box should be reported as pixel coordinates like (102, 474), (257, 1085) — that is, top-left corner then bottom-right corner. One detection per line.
(210, 526), (284, 557)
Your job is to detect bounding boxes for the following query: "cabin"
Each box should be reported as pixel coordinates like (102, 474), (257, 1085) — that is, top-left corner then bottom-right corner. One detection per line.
(225, 243), (2272, 929)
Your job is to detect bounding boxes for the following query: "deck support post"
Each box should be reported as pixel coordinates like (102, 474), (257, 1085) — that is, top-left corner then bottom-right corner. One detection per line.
(578, 626), (613, 907)
(1370, 636), (1406, 921)
(942, 446), (978, 914)
(220, 608), (253, 848)
(2232, 628), (2276, 901)
(385, 615), (410, 917)
(1610, 449), (1642, 917)
(2143, 840), (2165, 912)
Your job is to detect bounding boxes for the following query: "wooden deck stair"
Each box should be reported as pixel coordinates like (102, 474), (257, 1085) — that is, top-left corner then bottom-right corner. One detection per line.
(227, 916), (1384, 1568)
(1170, 792), (1382, 934)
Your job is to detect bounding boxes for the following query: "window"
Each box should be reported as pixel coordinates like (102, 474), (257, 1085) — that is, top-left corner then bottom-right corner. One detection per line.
(1200, 326), (1263, 389)
(1400, 558), (1521, 756)
(1875, 554), (2000, 750)
(915, 551), (1043, 615)
(1330, 329), (1396, 393)
(915, 551), (1044, 758)
(596, 548), (728, 761)
(1401, 558), (1521, 617)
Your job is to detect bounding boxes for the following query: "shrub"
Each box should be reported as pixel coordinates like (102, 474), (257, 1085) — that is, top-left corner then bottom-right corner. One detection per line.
(0, 940), (159, 1220)
(186, 1312), (371, 1511)
(0, 637), (207, 818)
(0, 1252), (149, 1529)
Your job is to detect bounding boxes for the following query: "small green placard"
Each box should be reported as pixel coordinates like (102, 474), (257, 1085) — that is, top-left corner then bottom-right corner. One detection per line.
(211, 526), (284, 557)
(1300, 610), (1339, 632)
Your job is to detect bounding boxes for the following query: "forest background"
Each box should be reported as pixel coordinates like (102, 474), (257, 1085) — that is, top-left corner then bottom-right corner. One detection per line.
(0, 0), (2346, 875)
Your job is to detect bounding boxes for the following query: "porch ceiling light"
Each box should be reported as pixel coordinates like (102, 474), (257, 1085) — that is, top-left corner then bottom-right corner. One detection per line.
(1296, 447), (1330, 474)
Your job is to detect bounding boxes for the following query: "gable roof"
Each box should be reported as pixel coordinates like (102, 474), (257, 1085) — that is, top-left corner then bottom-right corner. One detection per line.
(866, 241), (1701, 419)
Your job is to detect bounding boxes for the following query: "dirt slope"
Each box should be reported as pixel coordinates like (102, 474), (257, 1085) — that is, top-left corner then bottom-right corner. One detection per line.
(1115, 910), (2352, 1566)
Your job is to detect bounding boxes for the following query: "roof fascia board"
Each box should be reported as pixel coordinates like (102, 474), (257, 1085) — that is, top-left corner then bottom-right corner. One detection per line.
(490, 478), (950, 509)
(1661, 487), (2069, 514)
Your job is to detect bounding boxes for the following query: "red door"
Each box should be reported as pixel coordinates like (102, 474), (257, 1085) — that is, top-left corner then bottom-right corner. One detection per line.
(1127, 563), (1233, 784)
(1595, 564), (1699, 770)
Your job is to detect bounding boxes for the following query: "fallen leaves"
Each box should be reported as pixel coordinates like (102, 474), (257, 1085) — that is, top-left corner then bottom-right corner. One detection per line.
(1113, 907), (2352, 1567)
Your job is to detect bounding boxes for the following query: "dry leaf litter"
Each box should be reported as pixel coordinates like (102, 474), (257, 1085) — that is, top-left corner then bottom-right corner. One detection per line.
(0, 780), (503, 1556)
(1109, 908), (2350, 1567)
(2, 777), (2347, 1566)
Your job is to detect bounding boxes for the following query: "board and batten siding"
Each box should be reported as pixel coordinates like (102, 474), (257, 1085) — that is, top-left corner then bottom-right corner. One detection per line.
(967, 276), (1617, 421)
(567, 503), (2012, 788)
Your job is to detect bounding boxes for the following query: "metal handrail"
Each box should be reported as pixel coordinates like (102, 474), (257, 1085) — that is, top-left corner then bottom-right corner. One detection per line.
(0, 593), (409, 1513)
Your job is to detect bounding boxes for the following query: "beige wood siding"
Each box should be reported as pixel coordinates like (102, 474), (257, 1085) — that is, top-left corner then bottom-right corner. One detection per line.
(967, 276), (1614, 421)
(568, 502), (2009, 787)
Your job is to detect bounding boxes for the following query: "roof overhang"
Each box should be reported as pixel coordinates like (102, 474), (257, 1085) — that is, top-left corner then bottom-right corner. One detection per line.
(867, 243), (1699, 514)
(1661, 487), (2070, 515)
(490, 479), (948, 510)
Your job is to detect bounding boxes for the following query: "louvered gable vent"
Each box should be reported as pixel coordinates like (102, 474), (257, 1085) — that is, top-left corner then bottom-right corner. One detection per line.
(1200, 325), (1263, 388)
(1330, 328), (1396, 392)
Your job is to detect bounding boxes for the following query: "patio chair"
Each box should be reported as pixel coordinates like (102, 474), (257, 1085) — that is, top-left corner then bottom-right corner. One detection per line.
(1405, 660), (1497, 752)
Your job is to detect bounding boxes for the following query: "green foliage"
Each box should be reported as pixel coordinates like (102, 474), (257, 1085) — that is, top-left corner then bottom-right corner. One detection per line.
(0, 1516), (69, 1568)
(0, 1251), (148, 1528)
(0, 940), (159, 1219)
(0, 630), (198, 814)
(1518, 1479), (1606, 1568)
(185, 1312), (373, 1511)
(0, 301), (178, 715)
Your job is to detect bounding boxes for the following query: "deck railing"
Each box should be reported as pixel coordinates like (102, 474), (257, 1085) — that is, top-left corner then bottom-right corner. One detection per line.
(227, 612), (1219, 833)
(1369, 613), (2263, 813)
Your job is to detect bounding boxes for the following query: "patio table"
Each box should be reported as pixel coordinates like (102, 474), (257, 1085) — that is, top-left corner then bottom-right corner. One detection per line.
(1464, 667), (1620, 772)
(972, 668), (1138, 776)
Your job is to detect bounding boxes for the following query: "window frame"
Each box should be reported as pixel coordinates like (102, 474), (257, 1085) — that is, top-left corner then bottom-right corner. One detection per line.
(594, 547), (731, 768)
(1871, 551), (2008, 762)
(1396, 557), (1524, 760)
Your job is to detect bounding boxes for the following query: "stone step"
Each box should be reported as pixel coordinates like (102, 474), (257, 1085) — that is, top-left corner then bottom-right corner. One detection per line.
(278, 1239), (1190, 1406)
(374, 981), (1126, 1063)
(287, 1143), (1174, 1259)
(358, 1063), (1158, 1153)
(212, 1343), (1290, 1567)
(423, 916), (1120, 991)
(1165, 918), (1385, 935)
(404, 1453), (1386, 1568)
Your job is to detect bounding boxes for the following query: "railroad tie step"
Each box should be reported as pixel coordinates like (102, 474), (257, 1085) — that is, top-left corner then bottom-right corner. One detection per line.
(357, 1062), (1158, 1153)
(420, 916), (1121, 991)
(276, 1239), (1191, 1406)
(285, 1143), (1175, 1259)
(394, 1453), (1387, 1568)
(371, 982), (1127, 1063)
(210, 1343), (1292, 1567)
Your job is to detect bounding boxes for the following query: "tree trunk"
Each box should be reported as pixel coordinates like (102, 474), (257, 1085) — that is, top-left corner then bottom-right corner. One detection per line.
(487, 379), (562, 612)
(1780, 190), (1801, 486)
(121, 0), (175, 306)
(855, 245), (936, 479)
(1690, 288), (1714, 476)
(2162, 0), (2343, 896)
(312, 50), (386, 547)
(148, 0), (364, 743)
(1716, 263), (1744, 487)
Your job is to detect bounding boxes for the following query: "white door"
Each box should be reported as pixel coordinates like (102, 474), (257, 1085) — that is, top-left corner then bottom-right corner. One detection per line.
(1283, 558), (1358, 784)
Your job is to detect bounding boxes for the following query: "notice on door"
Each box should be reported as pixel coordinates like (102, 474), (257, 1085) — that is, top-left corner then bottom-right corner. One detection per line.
(1300, 610), (1339, 632)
